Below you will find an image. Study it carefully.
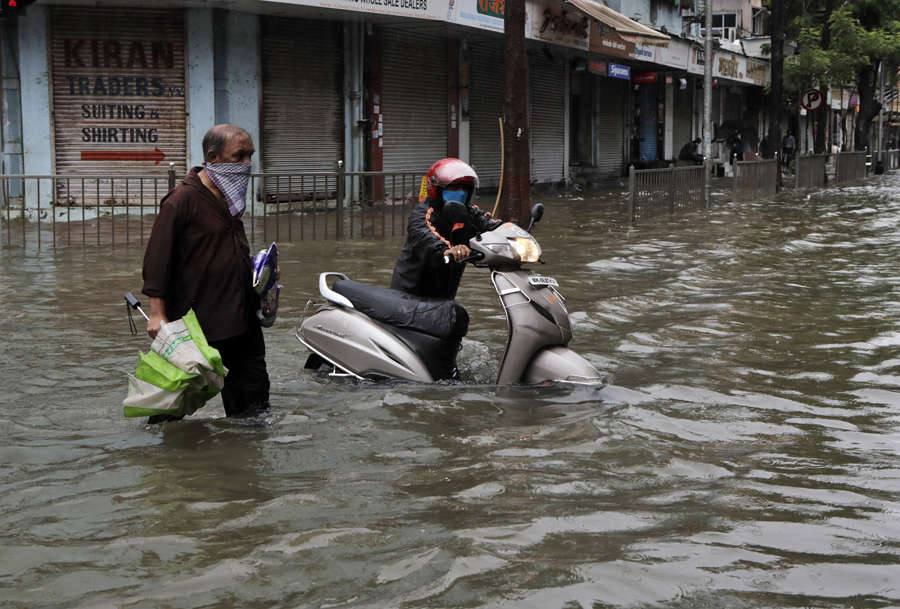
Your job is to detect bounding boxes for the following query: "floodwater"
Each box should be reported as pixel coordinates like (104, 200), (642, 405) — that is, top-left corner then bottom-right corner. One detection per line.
(3, 176), (900, 608)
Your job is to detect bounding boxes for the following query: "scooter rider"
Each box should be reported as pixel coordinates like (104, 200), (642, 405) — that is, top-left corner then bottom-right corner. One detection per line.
(391, 158), (502, 300)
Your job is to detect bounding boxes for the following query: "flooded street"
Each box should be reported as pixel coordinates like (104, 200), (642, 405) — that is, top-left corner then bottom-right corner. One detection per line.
(3, 176), (900, 608)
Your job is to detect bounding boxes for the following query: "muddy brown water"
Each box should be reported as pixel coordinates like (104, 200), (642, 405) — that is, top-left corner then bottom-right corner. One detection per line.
(2, 177), (900, 608)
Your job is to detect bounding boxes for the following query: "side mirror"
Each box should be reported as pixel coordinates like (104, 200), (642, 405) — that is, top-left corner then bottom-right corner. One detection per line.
(527, 203), (544, 232)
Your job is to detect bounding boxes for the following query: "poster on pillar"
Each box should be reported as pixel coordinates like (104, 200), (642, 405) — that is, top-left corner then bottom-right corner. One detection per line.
(528, 0), (590, 51)
(49, 7), (187, 204)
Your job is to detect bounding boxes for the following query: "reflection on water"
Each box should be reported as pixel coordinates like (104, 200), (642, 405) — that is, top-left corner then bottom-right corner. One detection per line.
(3, 176), (900, 607)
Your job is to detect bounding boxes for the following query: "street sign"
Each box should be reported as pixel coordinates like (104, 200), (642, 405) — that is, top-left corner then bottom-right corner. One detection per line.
(801, 89), (824, 112)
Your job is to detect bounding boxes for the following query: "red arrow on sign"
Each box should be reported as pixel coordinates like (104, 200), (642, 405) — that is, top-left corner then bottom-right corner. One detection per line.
(80, 148), (166, 164)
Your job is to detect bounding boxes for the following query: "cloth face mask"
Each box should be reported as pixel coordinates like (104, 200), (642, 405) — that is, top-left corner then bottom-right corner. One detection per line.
(442, 189), (468, 205)
(204, 162), (251, 217)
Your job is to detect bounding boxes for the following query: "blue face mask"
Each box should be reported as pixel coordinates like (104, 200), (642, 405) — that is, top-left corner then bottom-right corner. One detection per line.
(442, 189), (468, 205)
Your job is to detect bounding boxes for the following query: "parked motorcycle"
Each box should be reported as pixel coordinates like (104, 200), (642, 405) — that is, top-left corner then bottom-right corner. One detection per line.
(296, 204), (603, 386)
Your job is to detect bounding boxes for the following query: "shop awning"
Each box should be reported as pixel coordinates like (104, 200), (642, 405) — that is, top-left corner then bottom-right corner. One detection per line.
(566, 0), (670, 46)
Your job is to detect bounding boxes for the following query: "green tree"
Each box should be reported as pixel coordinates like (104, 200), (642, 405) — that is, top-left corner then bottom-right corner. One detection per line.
(786, 0), (900, 151)
(829, 0), (900, 151)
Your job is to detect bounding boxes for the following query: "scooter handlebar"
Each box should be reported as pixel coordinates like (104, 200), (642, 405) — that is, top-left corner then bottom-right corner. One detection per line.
(443, 251), (485, 265)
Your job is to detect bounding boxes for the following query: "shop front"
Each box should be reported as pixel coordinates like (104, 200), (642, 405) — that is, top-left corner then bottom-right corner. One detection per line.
(260, 16), (344, 198)
(48, 7), (188, 202)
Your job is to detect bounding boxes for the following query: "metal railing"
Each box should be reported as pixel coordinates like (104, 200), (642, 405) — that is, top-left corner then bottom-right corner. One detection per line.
(834, 151), (867, 183)
(795, 154), (829, 189)
(255, 165), (424, 243)
(1, 173), (172, 250)
(733, 158), (778, 201)
(2, 165), (425, 249)
(627, 164), (705, 221)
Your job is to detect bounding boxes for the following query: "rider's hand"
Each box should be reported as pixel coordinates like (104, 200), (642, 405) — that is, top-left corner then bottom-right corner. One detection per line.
(444, 245), (471, 262)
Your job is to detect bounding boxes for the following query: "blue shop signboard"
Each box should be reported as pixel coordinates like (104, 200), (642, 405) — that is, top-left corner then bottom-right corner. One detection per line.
(608, 63), (631, 80)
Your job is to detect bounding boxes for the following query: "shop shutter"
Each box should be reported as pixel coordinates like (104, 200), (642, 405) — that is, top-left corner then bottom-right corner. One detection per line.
(381, 28), (447, 174)
(49, 7), (187, 203)
(673, 83), (693, 155)
(530, 52), (566, 184)
(638, 83), (658, 161)
(261, 18), (343, 199)
(594, 77), (625, 179)
(468, 39), (505, 188)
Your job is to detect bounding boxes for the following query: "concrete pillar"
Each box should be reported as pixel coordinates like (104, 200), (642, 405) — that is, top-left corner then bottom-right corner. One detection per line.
(664, 78), (674, 160)
(219, 11), (261, 173)
(190, 9), (260, 172)
(187, 8), (216, 169)
(458, 39), (470, 163)
(18, 5), (52, 207)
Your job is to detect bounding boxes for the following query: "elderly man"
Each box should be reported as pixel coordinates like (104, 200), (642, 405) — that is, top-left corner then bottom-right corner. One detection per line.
(142, 124), (270, 422)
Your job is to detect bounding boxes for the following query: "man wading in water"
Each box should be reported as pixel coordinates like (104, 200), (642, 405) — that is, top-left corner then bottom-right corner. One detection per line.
(142, 124), (271, 423)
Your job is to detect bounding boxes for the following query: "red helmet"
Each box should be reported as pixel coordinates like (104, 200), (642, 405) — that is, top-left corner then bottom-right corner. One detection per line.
(425, 158), (479, 201)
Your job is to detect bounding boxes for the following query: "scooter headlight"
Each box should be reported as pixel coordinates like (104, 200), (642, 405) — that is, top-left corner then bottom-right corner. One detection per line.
(483, 242), (517, 258)
(510, 237), (541, 263)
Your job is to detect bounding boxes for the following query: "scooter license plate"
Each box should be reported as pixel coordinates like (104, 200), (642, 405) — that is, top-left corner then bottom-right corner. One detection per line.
(528, 275), (559, 288)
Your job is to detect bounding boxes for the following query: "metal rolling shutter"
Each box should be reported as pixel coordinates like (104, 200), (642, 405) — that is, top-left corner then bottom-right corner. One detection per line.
(49, 8), (187, 202)
(261, 18), (342, 198)
(468, 39), (505, 188)
(381, 29), (447, 173)
(530, 52), (566, 184)
(673, 83), (692, 155)
(638, 83), (658, 161)
(595, 77), (625, 179)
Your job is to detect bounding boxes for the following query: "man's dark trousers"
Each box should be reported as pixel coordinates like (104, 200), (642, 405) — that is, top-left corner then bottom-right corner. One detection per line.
(211, 322), (270, 417)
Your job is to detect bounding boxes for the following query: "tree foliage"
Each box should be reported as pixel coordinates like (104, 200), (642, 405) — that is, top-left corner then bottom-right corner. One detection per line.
(784, 0), (900, 92)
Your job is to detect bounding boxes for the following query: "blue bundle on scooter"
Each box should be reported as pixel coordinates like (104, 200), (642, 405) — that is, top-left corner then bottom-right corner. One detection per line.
(251, 242), (281, 327)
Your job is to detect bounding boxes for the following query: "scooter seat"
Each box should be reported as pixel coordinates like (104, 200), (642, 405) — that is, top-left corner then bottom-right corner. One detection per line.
(333, 279), (469, 340)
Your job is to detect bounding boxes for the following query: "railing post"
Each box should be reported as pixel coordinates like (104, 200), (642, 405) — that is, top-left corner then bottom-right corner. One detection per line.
(167, 162), (176, 191)
(774, 151), (780, 192)
(336, 159), (345, 239)
(704, 157), (710, 208)
(668, 164), (676, 213)
(627, 164), (635, 222)
(732, 155), (738, 201)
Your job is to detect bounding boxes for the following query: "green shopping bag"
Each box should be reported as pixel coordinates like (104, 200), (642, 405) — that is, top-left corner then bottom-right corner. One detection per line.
(123, 309), (227, 418)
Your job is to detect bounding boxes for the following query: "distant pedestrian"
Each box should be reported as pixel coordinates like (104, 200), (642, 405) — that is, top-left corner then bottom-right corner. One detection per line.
(678, 138), (703, 164)
(759, 133), (772, 159)
(782, 132), (795, 167)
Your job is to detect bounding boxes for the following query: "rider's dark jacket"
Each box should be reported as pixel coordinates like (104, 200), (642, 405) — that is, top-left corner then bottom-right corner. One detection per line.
(391, 197), (502, 300)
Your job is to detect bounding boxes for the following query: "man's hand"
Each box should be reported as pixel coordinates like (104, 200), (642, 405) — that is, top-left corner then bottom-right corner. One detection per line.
(444, 244), (471, 262)
(147, 297), (169, 339)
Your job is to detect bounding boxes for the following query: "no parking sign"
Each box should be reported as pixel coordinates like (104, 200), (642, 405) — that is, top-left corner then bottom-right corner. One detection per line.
(801, 89), (824, 112)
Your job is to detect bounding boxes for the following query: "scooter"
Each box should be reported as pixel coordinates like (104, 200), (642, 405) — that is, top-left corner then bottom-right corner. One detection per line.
(296, 204), (604, 386)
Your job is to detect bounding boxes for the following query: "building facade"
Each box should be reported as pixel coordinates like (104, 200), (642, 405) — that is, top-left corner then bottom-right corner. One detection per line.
(0, 0), (772, 206)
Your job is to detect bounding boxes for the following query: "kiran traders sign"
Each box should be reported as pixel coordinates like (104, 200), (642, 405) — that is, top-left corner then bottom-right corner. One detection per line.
(49, 7), (187, 177)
